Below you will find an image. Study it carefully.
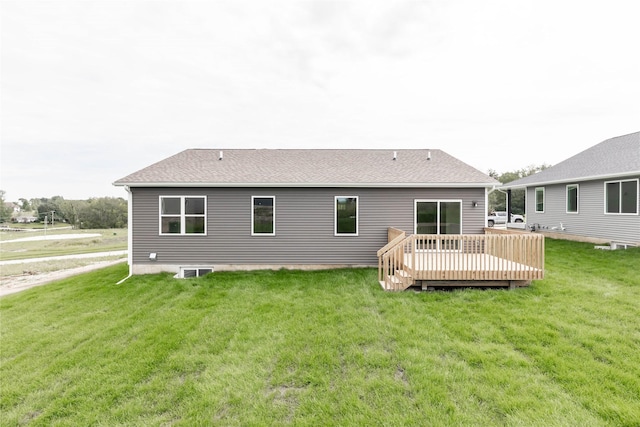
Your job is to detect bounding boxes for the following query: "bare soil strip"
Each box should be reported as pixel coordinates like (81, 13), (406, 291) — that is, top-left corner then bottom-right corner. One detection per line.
(0, 259), (127, 297)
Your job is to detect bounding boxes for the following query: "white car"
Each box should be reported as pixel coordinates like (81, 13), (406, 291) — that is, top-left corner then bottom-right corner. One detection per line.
(487, 211), (524, 227)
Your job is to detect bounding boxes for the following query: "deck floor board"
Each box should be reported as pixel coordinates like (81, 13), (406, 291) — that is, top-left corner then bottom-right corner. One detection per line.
(405, 252), (543, 281)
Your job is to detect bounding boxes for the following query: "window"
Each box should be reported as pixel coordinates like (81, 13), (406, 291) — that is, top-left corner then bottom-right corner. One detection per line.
(181, 268), (212, 278)
(566, 184), (579, 213)
(159, 196), (206, 235)
(535, 187), (545, 213)
(335, 196), (358, 236)
(252, 196), (275, 235)
(605, 179), (638, 214)
(415, 200), (461, 235)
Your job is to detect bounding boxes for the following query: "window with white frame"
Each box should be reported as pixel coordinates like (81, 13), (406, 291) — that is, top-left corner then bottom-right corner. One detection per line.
(414, 200), (462, 235)
(605, 179), (638, 214)
(335, 196), (358, 236)
(566, 184), (579, 213)
(535, 187), (545, 213)
(159, 196), (206, 235)
(252, 196), (275, 235)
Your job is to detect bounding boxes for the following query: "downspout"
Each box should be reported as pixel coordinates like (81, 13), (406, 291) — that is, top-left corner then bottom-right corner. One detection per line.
(507, 189), (512, 223)
(116, 185), (134, 285)
(491, 187), (509, 207)
(485, 186), (492, 227)
(487, 185), (509, 222)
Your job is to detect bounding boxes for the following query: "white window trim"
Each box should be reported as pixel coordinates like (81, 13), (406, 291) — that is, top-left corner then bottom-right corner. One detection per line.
(251, 195), (276, 236)
(604, 179), (639, 215)
(413, 199), (463, 235)
(566, 184), (579, 214)
(334, 196), (359, 236)
(159, 195), (207, 236)
(535, 187), (545, 213)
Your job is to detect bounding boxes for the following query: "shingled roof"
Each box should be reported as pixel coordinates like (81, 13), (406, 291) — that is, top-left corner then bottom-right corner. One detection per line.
(503, 131), (640, 188)
(114, 149), (497, 188)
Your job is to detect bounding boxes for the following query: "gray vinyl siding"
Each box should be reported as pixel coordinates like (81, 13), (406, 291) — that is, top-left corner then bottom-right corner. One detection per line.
(525, 176), (640, 243)
(131, 187), (487, 266)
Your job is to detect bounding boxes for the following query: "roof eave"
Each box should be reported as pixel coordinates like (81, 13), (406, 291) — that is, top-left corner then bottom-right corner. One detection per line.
(113, 181), (496, 189)
(500, 170), (640, 189)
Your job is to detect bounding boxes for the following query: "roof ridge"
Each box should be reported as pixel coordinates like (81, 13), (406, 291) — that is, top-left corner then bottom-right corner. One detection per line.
(606, 130), (640, 140)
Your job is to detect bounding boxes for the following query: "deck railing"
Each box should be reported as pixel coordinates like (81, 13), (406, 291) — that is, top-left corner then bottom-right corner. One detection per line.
(376, 229), (410, 289)
(378, 233), (545, 291)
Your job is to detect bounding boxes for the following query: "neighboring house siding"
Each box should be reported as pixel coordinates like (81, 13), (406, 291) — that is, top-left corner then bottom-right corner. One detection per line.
(131, 186), (486, 267)
(525, 176), (640, 243)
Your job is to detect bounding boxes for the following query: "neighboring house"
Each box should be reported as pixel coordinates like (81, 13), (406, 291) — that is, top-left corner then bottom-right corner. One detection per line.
(13, 214), (38, 223)
(6, 203), (21, 214)
(502, 131), (640, 245)
(4, 202), (20, 217)
(114, 149), (499, 276)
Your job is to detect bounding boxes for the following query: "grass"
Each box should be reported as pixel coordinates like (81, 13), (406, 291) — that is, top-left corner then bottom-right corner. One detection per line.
(1, 239), (639, 426)
(0, 229), (127, 261)
(0, 255), (127, 277)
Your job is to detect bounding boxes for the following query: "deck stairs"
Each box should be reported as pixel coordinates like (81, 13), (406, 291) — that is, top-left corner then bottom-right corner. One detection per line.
(377, 229), (415, 291)
(384, 267), (414, 291)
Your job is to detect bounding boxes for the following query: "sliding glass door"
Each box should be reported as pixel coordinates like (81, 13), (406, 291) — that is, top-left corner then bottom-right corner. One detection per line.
(415, 200), (461, 235)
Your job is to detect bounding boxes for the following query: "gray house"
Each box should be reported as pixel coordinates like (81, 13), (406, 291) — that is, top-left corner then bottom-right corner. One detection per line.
(114, 149), (499, 277)
(502, 131), (640, 245)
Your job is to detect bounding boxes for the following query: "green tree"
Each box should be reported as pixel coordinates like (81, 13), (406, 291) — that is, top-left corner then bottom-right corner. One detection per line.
(37, 197), (64, 223)
(35, 196), (71, 224)
(61, 200), (88, 228)
(78, 197), (127, 229)
(0, 190), (12, 222)
(29, 195), (127, 228)
(488, 164), (550, 215)
(29, 198), (41, 213)
(18, 198), (31, 211)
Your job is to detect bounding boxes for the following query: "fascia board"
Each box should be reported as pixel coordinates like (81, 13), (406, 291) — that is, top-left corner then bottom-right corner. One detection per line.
(500, 170), (640, 189)
(113, 181), (496, 188)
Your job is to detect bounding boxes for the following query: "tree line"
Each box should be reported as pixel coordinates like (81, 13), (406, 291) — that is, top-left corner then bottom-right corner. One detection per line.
(1, 164), (548, 227)
(487, 164), (550, 215)
(0, 191), (127, 229)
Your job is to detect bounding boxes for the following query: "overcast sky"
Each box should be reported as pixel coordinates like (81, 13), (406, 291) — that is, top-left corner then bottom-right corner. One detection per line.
(1, 1), (639, 202)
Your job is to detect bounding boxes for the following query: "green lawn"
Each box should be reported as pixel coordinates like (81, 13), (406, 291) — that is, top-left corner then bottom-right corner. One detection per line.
(1, 239), (639, 426)
(0, 229), (127, 261)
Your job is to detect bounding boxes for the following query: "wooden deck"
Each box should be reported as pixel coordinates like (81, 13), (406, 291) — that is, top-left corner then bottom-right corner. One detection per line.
(378, 230), (544, 291)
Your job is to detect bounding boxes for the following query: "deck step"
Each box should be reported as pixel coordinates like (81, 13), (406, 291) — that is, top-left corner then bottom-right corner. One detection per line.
(395, 269), (411, 278)
(387, 274), (403, 284)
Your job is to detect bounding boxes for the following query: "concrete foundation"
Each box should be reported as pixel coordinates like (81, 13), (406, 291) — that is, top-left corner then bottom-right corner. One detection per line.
(131, 263), (377, 276)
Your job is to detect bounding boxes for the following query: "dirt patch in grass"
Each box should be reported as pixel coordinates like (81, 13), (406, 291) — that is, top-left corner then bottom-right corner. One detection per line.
(0, 258), (126, 297)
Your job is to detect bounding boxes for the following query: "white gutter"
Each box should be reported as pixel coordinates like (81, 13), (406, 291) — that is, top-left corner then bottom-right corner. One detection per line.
(501, 170), (640, 189)
(113, 181), (497, 189)
(487, 185), (508, 196)
(116, 185), (133, 285)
